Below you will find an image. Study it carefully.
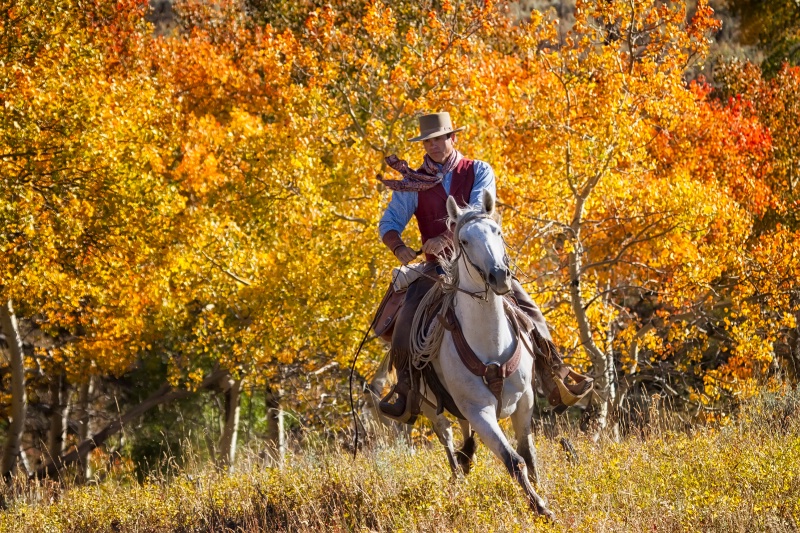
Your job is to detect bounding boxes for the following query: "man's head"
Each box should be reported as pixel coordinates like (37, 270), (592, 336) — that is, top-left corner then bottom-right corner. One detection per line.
(409, 112), (465, 163)
(422, 132), (456, 164)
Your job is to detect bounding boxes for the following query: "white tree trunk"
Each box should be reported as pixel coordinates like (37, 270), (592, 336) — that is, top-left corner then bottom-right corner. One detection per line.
(0, 299), (27, 479)
(46, 372), (71, 468)
(76, 377), (94, 482)
(569, 249), (615, 424)
(265, 383), (285, 467)
(217, 377), (242, 471)
(568, 186), (618, 438)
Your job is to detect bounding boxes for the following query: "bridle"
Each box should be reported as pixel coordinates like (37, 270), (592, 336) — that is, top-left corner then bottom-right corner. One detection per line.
(454, 215), (511, 299)
(453, 246), (491, 301)
(416, 214), (510, 302)
(414, 257), (489, 301)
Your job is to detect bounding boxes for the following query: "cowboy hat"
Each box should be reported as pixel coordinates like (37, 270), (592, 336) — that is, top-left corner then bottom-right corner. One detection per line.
(408, 112), (466, 142)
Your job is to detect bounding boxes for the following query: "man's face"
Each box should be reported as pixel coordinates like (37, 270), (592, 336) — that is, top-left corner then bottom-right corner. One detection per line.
(422, 133), (455, 164)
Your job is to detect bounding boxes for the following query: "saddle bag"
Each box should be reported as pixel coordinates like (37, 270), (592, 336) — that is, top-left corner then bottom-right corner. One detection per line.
(373, 282), (406, 343)
(373, 264), (429, 343)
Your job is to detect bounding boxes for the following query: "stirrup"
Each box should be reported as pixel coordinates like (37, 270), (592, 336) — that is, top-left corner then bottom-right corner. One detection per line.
(378, 386), (418, 425)
(554, 370), (593, 407)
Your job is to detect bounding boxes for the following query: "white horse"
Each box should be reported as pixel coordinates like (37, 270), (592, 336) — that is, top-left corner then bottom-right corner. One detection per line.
(415, 190), (554, 519)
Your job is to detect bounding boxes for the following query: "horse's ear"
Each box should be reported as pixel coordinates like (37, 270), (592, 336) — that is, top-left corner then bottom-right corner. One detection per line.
(446, 195), (462, 222)
(482, 189), (495, 215)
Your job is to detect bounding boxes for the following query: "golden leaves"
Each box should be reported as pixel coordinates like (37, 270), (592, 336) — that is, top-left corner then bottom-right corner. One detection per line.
(3, 0), (797, 415)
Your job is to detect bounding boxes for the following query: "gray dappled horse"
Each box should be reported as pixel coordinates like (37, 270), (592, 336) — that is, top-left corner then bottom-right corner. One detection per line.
(405, 190), (554, 519)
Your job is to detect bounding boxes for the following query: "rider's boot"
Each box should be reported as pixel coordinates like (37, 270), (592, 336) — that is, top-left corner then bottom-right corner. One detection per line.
(507, 280), (593, 411)
(378, 369), (416, 424)
(538, 361), (593, 414)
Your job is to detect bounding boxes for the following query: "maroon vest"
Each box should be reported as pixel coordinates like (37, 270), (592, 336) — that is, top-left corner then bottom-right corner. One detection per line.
(415, 158), (475, 261)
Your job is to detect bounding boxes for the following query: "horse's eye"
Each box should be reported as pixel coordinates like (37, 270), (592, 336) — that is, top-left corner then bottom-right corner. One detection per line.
(460, 239), (468, 246)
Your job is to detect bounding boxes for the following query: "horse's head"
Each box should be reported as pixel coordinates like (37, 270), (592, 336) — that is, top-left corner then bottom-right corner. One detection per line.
(446, 190), (512, 296)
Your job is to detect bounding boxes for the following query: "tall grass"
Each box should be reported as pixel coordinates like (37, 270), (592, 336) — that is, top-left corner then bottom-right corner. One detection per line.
(2, 391), (800, 532)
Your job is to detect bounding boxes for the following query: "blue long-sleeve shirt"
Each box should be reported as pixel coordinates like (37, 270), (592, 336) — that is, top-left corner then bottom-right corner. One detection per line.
(378, 159), (496, 240)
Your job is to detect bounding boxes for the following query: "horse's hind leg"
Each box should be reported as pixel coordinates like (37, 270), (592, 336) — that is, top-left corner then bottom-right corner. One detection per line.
(511, 392), (540, 485)
(455, 419), (476, 475)
(468, 406), (554, 520)
(421, 402), (460, 478)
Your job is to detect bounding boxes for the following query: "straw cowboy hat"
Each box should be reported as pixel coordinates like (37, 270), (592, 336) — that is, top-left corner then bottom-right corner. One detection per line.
(408, 112), (466, 142)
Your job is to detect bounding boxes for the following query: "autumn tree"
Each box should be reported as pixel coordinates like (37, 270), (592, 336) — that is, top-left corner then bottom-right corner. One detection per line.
(6, 0), (799, 478)
(1, 0), (188, 476)
(728, 0), (800, 74)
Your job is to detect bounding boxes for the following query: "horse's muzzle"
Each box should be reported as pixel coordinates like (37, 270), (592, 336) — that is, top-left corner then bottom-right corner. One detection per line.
(488, 266), (512, 295)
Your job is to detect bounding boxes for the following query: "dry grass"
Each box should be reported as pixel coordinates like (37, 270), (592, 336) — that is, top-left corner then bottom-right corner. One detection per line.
(2, 392), (800, 532)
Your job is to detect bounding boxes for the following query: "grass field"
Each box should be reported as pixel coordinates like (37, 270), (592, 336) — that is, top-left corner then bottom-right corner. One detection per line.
(2, 392), (800, 532)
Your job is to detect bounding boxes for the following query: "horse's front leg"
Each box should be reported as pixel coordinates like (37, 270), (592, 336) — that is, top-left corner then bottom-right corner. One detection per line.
(510, 389), (540, 485)
(467, 404), (554, 520)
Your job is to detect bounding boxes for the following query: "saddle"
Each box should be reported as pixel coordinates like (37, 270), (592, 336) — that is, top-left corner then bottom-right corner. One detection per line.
(372, 274), (593, 421)
(373, 284), (404, 343)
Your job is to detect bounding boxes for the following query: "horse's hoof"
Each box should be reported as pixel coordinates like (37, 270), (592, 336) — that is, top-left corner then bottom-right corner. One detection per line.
(455, 453), (472, 475)
(530, 499), (555, 522)
(532, 508), (555, 523)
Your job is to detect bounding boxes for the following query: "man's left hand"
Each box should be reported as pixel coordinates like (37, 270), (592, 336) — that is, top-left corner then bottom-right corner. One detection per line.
(422, 235), (450, 256)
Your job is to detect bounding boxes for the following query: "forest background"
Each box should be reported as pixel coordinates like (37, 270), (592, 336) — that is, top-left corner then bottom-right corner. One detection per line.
(1, 0), (800, 527)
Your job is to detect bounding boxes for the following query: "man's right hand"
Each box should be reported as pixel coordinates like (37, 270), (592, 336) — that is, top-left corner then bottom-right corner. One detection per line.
(394, 245), (418, 265)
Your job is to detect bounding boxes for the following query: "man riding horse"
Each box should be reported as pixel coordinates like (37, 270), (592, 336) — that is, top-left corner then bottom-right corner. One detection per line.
(377, 111), (592, 423)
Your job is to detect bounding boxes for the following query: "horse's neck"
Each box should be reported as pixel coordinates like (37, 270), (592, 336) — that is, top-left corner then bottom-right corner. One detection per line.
(454, 264), (516, 360)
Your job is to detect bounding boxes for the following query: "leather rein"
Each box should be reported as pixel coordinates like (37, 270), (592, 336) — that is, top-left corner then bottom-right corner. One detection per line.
(412, 215), (510, 302)
(412, 252), (490, 301)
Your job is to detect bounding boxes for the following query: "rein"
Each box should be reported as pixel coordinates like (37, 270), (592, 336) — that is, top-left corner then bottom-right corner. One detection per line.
(348, 266), (407, 460)
(411, 213), (508, 301)
(412, 250), (490, 301)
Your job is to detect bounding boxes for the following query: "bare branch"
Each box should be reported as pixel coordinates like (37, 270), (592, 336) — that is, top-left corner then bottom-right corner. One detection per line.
(201, 251), (253, 286)
(332, 212), (369, 226)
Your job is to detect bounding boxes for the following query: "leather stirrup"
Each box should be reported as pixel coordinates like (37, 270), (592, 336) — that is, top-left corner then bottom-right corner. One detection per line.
(549, 369), (593, 409)
(378, 384), (418, 425)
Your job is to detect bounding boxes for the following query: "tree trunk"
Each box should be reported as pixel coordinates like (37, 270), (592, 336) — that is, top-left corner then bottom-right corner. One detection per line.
(35, 369), (226, 479)
(265, 382), (285, 467)
(46, 372), (71, 469)
(76, 377), (94, 482)
(785, 308), (800, 382)
(568, 247), (616, 437)
(1, 299), (27, 480)
(568, 178), (618, 438)
(216, 376), (242, 471)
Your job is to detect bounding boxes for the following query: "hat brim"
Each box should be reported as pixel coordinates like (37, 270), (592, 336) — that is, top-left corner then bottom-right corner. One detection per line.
(408, 125), (466, 142)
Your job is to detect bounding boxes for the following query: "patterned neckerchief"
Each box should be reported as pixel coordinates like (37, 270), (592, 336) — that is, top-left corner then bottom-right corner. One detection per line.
(378, 150), (464, 192)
